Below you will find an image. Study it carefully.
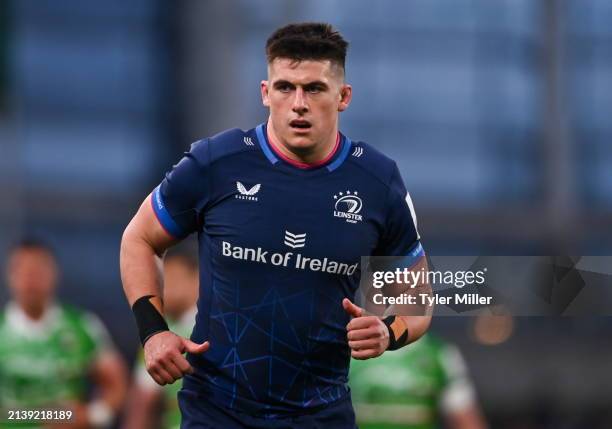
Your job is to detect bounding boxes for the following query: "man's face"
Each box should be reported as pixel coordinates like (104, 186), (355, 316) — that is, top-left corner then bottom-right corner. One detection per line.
(6, 248), (58, 313)
(261, 58), (352, 152)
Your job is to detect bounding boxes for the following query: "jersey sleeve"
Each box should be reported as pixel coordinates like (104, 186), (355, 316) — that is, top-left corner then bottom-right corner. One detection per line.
(151, 139), (211, 239)
(439, 344), (477, 413)
(375, 163), (424, 262)
(82, 312), (116, 359)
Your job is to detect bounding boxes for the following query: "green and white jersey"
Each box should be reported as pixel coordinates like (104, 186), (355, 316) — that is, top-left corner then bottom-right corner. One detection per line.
(134, 306), (196, 429)
(0, 302), (113, 429)
(349, 334), (476, 429)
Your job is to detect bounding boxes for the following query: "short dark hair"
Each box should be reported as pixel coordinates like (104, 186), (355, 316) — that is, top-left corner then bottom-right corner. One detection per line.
(266, 22), (348, 70)
(9, 237), (56, 258)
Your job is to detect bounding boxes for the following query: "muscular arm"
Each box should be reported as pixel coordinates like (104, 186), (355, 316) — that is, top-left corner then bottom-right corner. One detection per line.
(120, 193), (177, 308)
(120, 193), (208, 386)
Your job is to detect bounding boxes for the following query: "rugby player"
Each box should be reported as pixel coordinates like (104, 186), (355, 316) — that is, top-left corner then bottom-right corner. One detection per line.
(120, 22), (431, 428)
(350, 334), (487, 429)
(0, 239), (127, 429)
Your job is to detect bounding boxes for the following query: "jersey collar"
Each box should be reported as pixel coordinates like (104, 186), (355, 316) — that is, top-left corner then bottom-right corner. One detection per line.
(5, 301), (60, 338)
(255, 123), (352, 172)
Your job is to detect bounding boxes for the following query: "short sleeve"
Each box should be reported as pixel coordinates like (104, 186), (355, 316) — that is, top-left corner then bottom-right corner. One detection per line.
(375, 163), (424, 261)
(439, 345), (477, 413)
(151, 139), (211, 239)
(82, 312), (116, 358)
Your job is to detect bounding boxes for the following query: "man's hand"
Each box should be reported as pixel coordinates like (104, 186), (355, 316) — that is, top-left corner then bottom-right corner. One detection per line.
(144, 331), (209, 385)
(343, 298), (389, 360)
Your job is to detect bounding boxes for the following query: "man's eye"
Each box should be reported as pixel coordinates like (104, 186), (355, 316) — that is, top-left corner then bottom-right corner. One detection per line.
(306, 87), (321, 94)
(278, 85), (291, 93)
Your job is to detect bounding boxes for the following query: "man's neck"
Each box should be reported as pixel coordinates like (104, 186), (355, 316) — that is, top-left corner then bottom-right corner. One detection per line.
(267, 122), (339, 166)
(20, 303), (46, 321)
(7, 301), (58, 337)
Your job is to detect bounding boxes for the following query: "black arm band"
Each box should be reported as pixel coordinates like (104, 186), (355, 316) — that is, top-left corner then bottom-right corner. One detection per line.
(382, 315), (409, 351)
(132, 295), (169, 346)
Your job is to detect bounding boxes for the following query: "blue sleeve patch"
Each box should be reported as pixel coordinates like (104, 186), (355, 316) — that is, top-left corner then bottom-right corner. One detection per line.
(405, 241), (425, 266)
(151, 185), (185, 239)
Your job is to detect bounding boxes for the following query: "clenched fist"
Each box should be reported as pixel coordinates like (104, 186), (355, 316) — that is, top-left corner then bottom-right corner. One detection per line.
(144, 331), (209, 385)
(343, 298), (389, 360)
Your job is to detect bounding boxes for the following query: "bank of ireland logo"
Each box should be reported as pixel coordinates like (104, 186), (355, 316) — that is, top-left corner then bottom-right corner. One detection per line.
(236, 181), (260, 201)
(333, 191), (363, 223)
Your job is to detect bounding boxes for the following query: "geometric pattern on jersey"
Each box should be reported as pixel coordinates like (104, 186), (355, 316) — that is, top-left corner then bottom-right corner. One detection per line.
(206, 279), (348, 410)
(154, 123), (423, 416)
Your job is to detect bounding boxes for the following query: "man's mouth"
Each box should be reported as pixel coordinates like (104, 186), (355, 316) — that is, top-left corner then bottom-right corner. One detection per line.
(289, 119), (312, 130)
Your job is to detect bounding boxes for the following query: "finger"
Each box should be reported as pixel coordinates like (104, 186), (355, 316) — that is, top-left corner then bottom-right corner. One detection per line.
(151, 360), (180, 384)
(151, 367), (173, 385)
(342, 298), (363, 318)
(183, 339), (210, 355)
(161, 358), (184, 381)
(347, 316), (380, 331)
(348, 339), (379, 351)
(171, 352), (194, 375)
(156, 366), (176, 385)
(147, 367), (163, 385)
(347, 327), (379, 341)
(351, 349), (379, 360)
(151, 373), (166, 386)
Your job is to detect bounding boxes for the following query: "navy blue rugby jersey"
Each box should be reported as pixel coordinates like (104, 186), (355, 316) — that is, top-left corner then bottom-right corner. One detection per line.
(151, 123), (425, 416)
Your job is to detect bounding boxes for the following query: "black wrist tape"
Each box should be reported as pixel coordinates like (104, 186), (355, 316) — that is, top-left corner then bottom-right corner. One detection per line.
(382, 315), (409, 350)
(132, 295), (169, 346)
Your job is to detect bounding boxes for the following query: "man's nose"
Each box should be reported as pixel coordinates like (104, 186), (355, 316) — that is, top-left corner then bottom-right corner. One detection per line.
(292, 88), (308, 114)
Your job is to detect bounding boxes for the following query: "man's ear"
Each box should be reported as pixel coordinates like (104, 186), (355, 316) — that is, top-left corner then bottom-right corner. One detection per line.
(261, 80), (270, 107)
(338, 84), (352, 112)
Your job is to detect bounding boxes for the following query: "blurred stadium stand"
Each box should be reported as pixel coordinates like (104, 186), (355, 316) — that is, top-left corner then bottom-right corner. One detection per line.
(1, 1), (612, 427)
(0, 0), (180, 356)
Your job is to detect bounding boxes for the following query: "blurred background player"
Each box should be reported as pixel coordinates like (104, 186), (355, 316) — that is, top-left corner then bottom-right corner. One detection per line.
(0, 239), (128, 429)
(122, 251), (199, 429)
(350, 334), (487, 429)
